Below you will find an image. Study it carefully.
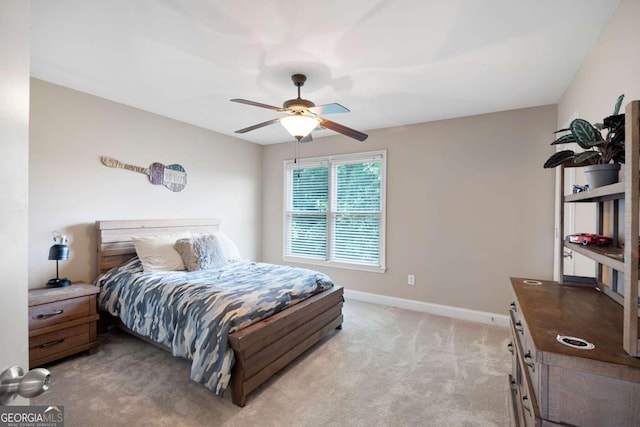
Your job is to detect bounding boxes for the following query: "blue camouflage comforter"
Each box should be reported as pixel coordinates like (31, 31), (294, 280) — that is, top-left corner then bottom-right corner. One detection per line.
(95, 257), (334, 395)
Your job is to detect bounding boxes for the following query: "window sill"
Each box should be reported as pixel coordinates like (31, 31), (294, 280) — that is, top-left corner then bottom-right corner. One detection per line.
(283, 256), (386, 274)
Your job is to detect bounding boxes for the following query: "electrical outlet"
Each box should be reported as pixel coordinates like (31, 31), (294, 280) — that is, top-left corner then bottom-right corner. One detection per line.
(408, 274), (415, 286)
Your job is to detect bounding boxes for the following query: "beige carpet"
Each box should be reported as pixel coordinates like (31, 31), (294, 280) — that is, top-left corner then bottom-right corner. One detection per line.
(32, 300), (512, 426)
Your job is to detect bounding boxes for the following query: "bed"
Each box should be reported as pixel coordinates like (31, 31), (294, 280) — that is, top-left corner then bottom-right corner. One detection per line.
(95, 218), (343, 407)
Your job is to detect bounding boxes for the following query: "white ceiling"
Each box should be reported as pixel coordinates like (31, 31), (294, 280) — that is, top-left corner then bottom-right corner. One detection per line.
(31, 0), (621, 145)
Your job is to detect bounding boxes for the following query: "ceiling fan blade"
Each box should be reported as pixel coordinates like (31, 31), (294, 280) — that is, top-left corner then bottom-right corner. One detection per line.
(299, 134), (313, 143)
(308, 103), (350, 115)
(319, 119), (368, 142)
(234, 118), (280, 134)
(230, 99), (284, 112)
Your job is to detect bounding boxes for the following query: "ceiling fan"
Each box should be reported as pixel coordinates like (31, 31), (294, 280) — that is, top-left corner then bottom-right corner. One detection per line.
(231, 74), (368, 143)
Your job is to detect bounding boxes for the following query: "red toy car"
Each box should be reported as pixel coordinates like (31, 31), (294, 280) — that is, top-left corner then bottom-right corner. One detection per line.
(565, 233), (613, 246)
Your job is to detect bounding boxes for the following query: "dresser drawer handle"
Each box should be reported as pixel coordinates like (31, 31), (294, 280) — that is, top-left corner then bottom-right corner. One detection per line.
(39, 339), (64, 349)
(510, 301), (517, 312)
(522, 395), (532, 414)
(507, 342), (514, 354)
(510, 378), (517, 391)
(514, 321), (524, 335)
(524, 351), (536, 372)
(34, 309), (64, 319)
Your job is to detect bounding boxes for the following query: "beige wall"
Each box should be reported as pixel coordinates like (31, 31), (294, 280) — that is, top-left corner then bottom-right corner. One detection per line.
(29, 79), (263, 288)
(556, 0), (640, 284)
(262, 105), (557, 314)
(0, 0), (30, 386)
(559, 0), (640, 124)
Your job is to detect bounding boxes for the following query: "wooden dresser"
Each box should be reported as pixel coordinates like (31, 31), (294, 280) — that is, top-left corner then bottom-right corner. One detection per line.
(28, 283), (100, 368)
(509, 277), (640, 427)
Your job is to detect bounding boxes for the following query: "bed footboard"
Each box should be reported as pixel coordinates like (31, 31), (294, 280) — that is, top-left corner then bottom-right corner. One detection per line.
(228, 285), (344, 407)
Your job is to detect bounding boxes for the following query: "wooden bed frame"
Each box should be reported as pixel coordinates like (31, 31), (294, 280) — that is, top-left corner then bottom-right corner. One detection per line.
(95, 218), (343, 407)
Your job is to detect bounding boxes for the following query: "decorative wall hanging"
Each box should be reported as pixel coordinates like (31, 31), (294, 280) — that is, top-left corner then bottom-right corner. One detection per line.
(100, 156), (187, 192)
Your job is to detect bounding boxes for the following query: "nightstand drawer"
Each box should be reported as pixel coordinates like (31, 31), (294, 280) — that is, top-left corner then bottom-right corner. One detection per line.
(28, 283), (100, 367)
(29, 295), (92, 330)
(29, 323), (90, 364)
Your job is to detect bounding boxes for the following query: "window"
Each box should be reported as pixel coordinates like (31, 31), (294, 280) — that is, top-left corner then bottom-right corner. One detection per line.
(284, 151), (386, 272)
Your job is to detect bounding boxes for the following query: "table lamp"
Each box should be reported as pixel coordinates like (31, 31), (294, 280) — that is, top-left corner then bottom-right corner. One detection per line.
(47, 231), (71, 288)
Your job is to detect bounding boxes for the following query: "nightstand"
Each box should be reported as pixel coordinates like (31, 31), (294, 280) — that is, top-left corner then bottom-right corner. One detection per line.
(28, 283), (100, 368)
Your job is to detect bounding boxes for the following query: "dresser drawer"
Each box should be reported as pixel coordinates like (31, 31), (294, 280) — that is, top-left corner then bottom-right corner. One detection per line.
(510, 300), (537, 361)
(510, 301), (541, 402)
(29, 323), (90, 365)
(510, 298), (544, 427)
(508, 374), (525, 427)
(515, 334), (541, 427)
(29, 295), (92, 330)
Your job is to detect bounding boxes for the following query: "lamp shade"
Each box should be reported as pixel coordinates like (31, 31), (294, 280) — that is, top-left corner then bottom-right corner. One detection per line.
(48, 244), (69, 261)
(280, 115), (319, 139)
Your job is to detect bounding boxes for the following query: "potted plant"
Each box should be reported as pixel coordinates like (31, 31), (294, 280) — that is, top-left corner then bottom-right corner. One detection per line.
(544, 94), (625, 188)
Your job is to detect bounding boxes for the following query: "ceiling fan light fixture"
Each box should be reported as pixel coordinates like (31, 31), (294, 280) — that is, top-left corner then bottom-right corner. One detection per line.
(280, 115), (319, 139)
(231, 73), (367, 142)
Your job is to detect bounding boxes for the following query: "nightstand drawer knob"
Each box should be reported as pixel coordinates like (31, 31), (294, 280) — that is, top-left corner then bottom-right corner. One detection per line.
(507, 342), (514, 354)
(39, 338), (65, 349)
(34, 309), (64, 320)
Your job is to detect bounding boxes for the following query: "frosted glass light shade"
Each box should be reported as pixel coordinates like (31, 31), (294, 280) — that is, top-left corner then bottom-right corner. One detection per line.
(280, 115), (319, 139)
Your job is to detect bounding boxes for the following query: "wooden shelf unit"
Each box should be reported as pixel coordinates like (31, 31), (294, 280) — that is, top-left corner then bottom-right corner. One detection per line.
(563, 181), (625, 203)
(557, 100), (640, 357)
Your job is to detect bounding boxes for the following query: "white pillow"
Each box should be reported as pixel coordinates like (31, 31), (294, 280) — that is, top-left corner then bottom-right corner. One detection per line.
(131, 232), (191, 272)
(212, 231), (241, 261)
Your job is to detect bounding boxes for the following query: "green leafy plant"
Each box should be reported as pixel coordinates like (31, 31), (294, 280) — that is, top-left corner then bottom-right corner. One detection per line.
(544, 95), (626, 168)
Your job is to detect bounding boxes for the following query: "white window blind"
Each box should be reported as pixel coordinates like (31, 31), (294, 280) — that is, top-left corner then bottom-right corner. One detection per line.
(287, 164), (328, 259)
(284, 151), (386, 271)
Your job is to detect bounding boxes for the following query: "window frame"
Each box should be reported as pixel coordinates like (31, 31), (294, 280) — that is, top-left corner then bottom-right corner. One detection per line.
(282, 150), (387, 273)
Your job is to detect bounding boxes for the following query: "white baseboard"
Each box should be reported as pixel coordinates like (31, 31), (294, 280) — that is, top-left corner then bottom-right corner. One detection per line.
(343, 289), (510, 328)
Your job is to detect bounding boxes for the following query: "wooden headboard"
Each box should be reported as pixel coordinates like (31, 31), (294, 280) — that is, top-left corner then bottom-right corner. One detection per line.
(96, 218), (221, 275)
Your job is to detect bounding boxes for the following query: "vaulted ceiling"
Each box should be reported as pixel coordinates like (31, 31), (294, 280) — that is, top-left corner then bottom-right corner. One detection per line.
(31, 0), (621, 144)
